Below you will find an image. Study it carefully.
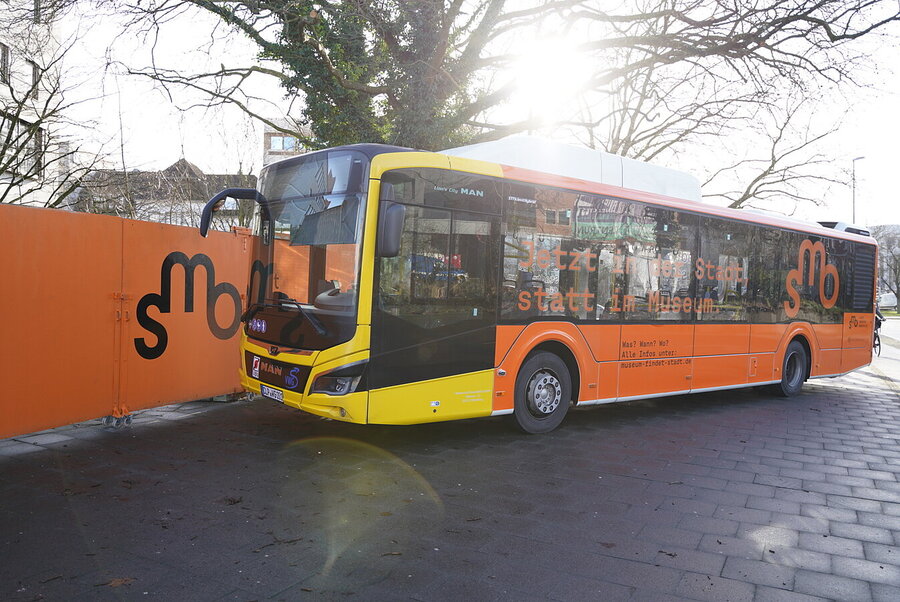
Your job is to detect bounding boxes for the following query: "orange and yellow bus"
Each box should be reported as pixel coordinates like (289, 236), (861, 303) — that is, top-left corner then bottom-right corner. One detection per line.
(200, 140), (877, 434)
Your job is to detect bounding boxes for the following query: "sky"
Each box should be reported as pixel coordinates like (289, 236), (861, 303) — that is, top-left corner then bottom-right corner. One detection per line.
(802, 37), (900, 228)
(60, 6), (900, 228)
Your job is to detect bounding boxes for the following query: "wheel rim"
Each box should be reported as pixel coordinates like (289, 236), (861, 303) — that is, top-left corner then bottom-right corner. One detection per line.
(525, 369), (562, 418)
(784, 351), (803, 389)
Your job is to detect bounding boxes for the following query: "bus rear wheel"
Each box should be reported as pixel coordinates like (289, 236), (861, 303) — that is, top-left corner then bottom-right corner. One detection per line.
(510, 351), (571, 434)
(773, 340), (807, 397)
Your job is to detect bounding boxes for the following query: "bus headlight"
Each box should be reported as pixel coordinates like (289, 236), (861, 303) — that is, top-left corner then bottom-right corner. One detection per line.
(311, 361), (367, 396)
(312, 375), (359, 395)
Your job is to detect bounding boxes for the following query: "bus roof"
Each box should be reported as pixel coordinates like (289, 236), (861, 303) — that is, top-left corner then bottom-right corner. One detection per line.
(266, 141), (873, 246)
(442, 135), (702, 203)
(440, 136), (873, 246)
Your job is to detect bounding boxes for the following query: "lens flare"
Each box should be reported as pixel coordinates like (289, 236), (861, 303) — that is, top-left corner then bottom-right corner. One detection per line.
(508, 36), (592, 125)
(276, 437), (444, 586)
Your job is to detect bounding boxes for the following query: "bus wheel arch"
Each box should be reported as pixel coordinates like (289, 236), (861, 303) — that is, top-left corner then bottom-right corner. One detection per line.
(793, 335), (812, 381)
(510, 342), (578, 434)
(531, 340), (581, 403)
(773, 336), (811, 397)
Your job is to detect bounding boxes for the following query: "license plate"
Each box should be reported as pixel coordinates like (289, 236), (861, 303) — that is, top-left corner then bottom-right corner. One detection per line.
(260, 384), (284, 403)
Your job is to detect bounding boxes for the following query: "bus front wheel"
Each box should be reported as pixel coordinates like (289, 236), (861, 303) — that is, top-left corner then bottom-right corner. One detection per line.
(510, 351), (571, 434)
(773, 340), (807, 397)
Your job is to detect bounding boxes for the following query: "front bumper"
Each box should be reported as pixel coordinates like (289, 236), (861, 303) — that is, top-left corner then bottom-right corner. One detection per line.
(241, 342), (369, 424)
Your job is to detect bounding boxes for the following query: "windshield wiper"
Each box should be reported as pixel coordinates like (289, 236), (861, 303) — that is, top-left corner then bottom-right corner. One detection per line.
(270, 296), (328, 336)
(241, 297), (329, 337)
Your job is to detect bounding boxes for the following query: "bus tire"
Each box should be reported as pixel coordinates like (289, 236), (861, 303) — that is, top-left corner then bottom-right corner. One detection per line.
(773, 340), (807, 397)
(510, 351), (571, 434)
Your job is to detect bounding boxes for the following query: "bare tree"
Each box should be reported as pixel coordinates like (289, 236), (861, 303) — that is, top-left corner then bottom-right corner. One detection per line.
(565, 49), (768, 158)
(700, 98), (845, 211)
(0, 1), (104, 207)
(548, 18), (851, 210)
(101, 0), (900, 151)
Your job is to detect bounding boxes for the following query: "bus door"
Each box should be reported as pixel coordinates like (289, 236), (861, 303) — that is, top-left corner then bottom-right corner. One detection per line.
(369, 169), (501, 423)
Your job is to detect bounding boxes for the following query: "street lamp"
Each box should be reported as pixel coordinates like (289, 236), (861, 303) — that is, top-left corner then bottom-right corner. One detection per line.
(852, 156), (865, 224)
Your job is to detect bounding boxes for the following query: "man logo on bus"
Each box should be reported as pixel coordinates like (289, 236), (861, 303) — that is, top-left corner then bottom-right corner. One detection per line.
(784, 240), (840, 318)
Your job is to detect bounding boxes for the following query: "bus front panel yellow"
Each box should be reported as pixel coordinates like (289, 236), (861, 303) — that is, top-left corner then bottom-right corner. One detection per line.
(368, 370), (495, 425)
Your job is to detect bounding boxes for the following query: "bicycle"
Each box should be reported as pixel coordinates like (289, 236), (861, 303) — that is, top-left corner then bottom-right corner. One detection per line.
(874, 311), (883, 357)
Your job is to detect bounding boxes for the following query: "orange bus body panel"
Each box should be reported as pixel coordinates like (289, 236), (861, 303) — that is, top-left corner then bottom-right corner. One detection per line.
(842, 313), (875, 349)
(580, 324), (621, 363)
(492, 325), (526, 410)
(842, 348), (872, 373)
(841, 313), (874, 373)
(815, 349), (843, 377)
(492, 322), (596, 411)
(492, 158), (875, 406)
(813, 323), (843, 350)
(596, 362), (619, 401)
(580, 325), (621, 401)
(750, 324), (789, 354)
(748, 354), (776, 384)
(494, 325), (526, 366)
(694, 324), (750, 356)
(810, 324), (843, 376)
(618, 356), (692, 397)
(620, 324), (694, 360)
(692, 355), (749, 390)
(617, 324), (693, 398)
(691, 324), (750, 390)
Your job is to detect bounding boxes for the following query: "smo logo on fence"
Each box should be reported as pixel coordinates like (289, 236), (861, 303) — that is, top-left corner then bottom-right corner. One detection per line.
(134, 252), (242, 360)
(784, 240), (840, 318)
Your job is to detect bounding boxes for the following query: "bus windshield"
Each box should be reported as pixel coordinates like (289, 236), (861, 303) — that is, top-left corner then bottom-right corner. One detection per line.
(246, 150), (369, 350)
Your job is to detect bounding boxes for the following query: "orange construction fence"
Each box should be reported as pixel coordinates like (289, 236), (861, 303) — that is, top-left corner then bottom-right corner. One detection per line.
(0, 204), (252, 439)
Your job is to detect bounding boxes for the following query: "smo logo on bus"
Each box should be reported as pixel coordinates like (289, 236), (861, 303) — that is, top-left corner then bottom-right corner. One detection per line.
(784, 240), (840, 318)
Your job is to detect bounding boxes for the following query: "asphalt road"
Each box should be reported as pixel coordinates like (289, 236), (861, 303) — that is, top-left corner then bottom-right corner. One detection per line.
(2, 341), (899, 601)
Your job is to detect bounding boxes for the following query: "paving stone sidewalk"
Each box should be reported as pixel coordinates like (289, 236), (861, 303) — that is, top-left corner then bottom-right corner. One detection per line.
(1, 362), (899, 601)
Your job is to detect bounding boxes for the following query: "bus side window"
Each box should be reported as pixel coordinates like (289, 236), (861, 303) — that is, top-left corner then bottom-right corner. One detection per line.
(500, 184), (584, 320)
(621, 205), (697, 322)
(697, 218), (750, 322)
(747, 226), (779, 324)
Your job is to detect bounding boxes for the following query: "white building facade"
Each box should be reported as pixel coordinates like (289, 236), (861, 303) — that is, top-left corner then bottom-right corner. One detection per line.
(262, 118), (312, 166)
(0, 1), (65, 207)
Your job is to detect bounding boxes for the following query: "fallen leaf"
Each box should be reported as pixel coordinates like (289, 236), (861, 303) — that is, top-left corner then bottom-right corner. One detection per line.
(95, 577), (134, 588)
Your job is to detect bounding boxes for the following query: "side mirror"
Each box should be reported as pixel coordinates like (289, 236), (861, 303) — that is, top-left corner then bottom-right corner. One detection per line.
(376, 184), (405, 257)
(200, 188), (265, 237)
